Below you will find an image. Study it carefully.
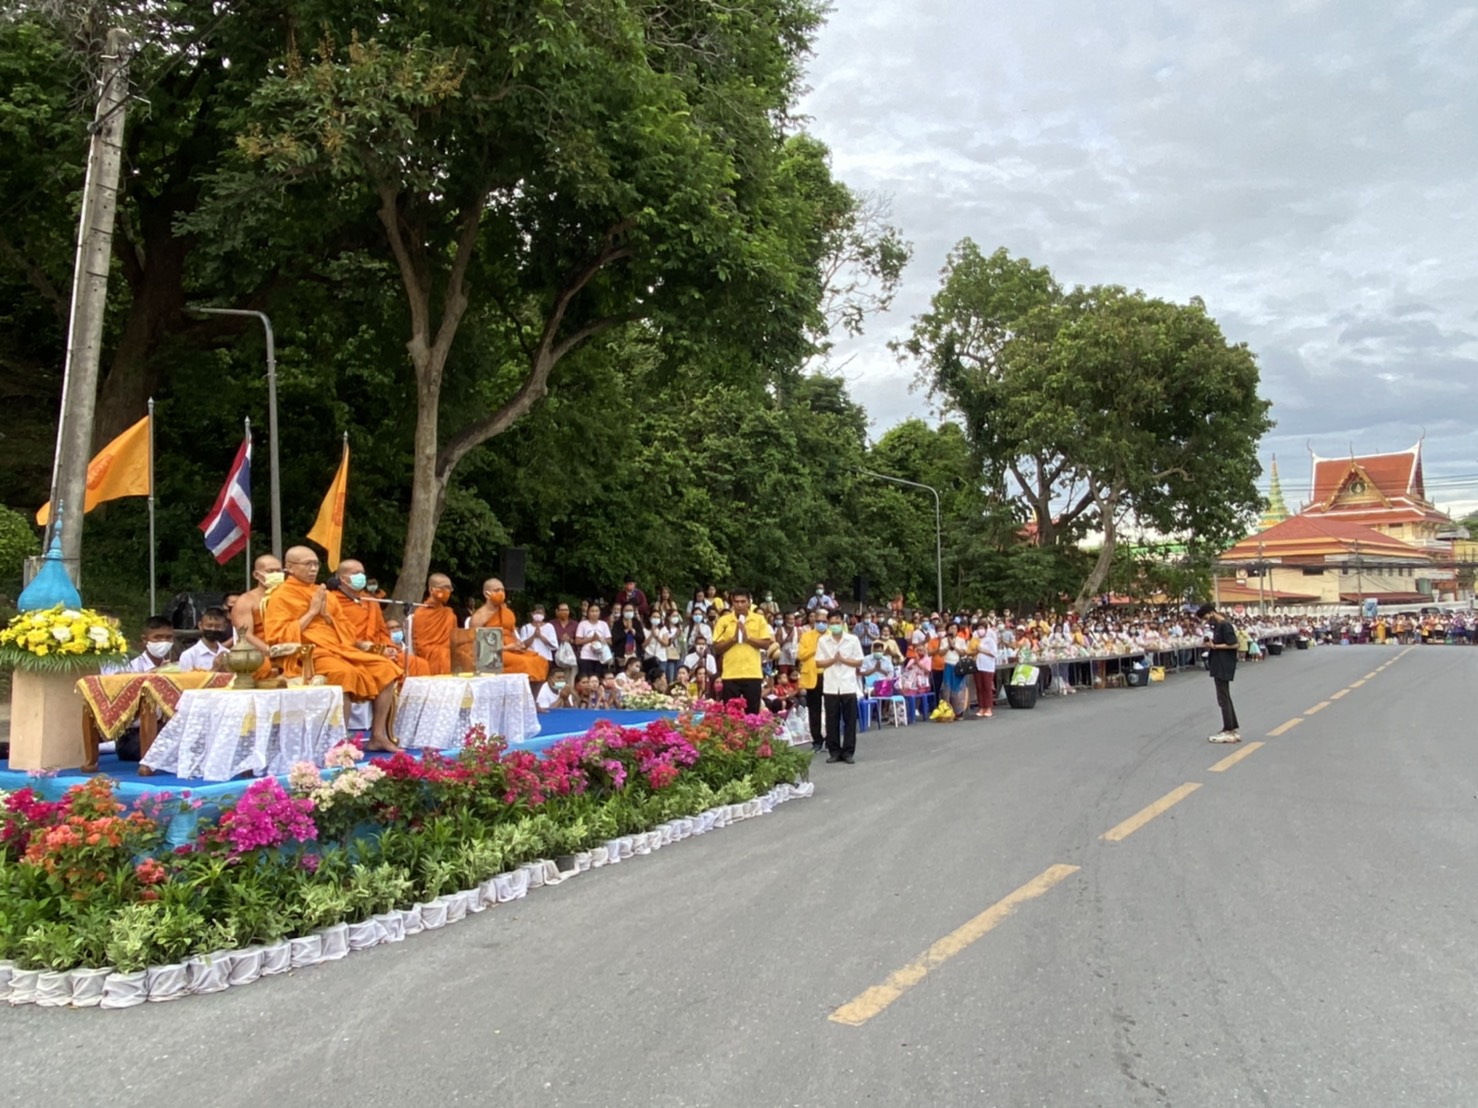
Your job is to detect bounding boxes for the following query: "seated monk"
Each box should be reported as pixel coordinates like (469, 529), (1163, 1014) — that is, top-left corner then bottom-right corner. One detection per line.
(333, 557), (431, 677)
(264, 546), (402, 752)
(411, 573), (457, 675)
(230, 553), (301, 682)
(470, 577), (549, 685)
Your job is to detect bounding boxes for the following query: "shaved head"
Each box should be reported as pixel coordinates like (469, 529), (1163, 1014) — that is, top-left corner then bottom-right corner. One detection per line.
(338, 558), (364, 577)
(254, 552), (282, 574)
(284, 546), (321, 583)
(428, 573), (451, 591)
(484, 578), (504, 594)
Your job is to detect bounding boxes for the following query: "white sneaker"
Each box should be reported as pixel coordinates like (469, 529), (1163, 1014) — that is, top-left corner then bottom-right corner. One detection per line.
(1208, 731), (1238, 743)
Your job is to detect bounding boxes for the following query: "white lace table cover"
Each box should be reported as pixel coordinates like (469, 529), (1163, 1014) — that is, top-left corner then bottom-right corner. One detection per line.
(395, 675), (540, 750)
(142, 688), (347, 781)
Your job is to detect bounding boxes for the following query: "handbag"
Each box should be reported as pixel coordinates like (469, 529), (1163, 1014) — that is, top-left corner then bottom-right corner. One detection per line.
(954, 656), (976, 677)
(595, 641), (614, 665)
(872, 678), (896, 699)
(555, 641), (577, 668)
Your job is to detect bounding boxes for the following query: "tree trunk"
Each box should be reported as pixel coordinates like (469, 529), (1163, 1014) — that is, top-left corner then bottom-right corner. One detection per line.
(1073, 492), (1119, 615)
(394, 374), (448, 601)
(94, 233), (191, 445)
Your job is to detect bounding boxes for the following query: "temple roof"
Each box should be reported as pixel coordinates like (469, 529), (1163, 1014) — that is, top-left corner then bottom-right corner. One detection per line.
(1222, 514), (1430, 562)
(1259, 455), (1290, 530)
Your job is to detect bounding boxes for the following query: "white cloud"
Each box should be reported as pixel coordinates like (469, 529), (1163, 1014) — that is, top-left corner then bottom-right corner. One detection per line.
(802, 0), (1478, 514)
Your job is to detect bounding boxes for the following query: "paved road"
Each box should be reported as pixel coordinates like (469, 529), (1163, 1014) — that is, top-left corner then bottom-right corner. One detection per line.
(5, 645), (1477, 1107)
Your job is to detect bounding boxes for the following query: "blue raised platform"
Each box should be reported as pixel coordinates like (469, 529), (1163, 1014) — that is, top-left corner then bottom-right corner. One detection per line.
(0, 708), (680, 801)
(0, 708), (683, 847)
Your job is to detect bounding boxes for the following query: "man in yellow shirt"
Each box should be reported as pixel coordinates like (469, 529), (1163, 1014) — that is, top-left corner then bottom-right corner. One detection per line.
(711, 588), (774, 714)
(797, 607), (825, 751)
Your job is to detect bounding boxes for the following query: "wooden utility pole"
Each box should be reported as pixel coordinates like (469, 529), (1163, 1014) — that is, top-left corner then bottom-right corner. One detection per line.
(44, 27), (132, 575)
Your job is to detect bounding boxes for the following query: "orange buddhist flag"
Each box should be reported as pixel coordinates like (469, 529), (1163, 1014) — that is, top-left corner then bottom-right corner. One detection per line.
(307, 437), (349, 571)
(36, 414), (151, 525)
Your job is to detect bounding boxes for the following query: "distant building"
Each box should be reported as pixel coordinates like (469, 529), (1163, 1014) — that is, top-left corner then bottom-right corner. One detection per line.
(1219, 515), (1433, 607)
(1300, 441), (1452, 547)
(1258, 455), (1291, 531)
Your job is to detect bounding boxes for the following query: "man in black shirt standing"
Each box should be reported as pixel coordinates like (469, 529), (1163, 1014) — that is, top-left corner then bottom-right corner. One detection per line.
(1198, 603), (1241, 742)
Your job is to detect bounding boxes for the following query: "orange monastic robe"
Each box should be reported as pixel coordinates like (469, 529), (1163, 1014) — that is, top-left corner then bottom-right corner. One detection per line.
(336, 594), (432, 678)
(412, 603), (458, 676)
(263, 578), (401, 699)
(477, 606), (549, 683)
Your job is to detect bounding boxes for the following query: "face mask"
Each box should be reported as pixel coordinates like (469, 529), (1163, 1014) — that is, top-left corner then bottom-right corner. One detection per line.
(533, 613), (545, 623)
(829, 623), (843, 636)
(262, 571), (285, 590)
(390, 630), (405, 644)
(487, 590), (505, 603)
(551, 681), (566, 692)
(670, 618), (681, 627)
(145, 640), (172, 659)
(765, 595), (773, 602)
(431, 588), (451, 603)
(693, 614), (703, 623)
(202, 628), (231, 644)
(623, 610), (635, 620)
(816, 588), (824, 596)
(365, 580), (378, 594)
(347, 573), (367, 591)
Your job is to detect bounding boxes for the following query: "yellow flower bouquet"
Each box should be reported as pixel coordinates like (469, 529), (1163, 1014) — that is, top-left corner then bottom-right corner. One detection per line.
(0, 604), (130, 674)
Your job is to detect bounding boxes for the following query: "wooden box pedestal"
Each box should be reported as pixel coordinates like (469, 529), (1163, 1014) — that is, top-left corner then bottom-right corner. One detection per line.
(7, 669), (90, 771)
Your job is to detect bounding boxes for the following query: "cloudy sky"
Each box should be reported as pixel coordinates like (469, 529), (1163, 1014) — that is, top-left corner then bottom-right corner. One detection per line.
(799, 0), (1478, 518)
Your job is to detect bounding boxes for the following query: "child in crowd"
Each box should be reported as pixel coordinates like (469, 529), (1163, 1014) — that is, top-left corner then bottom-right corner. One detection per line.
(126, 617), (178, 673)
(536, 672), (576, 711)
(178, 607), (233, 671)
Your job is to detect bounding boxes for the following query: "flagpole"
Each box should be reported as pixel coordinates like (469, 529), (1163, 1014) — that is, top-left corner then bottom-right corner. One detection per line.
(244, 416), (253, 590)
(147, 396), (156, 614)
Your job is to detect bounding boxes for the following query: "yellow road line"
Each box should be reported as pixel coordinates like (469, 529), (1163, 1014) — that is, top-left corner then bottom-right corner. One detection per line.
(828, 863), (1080, 1027)
(1100, 783), (1202, 843)
(1305, 701), (1331, 715)
(1209, 741), (1265, 772)
(1267, 718), (1303, 737)
(1363, 672), (1378, 680)
(1350, 679), (1366, 688)
(1329, 689), (1349, 700)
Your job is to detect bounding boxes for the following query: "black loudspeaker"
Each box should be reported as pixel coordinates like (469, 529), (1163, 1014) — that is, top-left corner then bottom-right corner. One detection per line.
(502, 547), (527, 592)
(853, 574), (869, 606)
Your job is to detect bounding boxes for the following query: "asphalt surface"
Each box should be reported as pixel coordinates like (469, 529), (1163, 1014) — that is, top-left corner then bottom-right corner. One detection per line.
(4, 644), (1476, 1108)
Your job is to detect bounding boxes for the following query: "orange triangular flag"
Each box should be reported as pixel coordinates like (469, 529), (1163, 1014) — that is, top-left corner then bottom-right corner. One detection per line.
(36, 415), (151, 525)
(307, 438), (349, 571)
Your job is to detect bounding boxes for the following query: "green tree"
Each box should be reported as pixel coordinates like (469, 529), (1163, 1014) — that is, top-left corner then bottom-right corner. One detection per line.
(902, 242), (1273, 613)
(197, 0), (845, 598)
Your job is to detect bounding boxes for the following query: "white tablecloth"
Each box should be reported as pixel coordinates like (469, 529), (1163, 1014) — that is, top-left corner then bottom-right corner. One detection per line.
(395, 675), (540, 749)
(142, 687), (347, 781)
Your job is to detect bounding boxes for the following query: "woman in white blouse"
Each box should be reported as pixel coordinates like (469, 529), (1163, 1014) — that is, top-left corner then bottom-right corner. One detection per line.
(575, 602), (612, 679)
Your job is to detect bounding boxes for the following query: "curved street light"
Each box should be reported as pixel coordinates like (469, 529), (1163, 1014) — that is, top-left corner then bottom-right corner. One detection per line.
(857, 468), (943, 614)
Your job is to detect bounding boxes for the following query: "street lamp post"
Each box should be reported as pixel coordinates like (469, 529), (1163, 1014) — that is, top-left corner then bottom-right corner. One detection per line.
(189, 307), (282, 558)
(857, 468), (943, 614)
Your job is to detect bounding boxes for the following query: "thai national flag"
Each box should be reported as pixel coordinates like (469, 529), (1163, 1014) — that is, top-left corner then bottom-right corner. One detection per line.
(200, 434), (252, 563)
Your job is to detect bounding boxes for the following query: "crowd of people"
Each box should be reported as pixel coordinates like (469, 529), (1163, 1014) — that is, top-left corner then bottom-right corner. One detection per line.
(107, 554), (1472, 762)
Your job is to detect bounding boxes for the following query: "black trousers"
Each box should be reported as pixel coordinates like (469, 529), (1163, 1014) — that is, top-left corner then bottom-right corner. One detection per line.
(725, 678), (762, 715)
(1214, 678), (1239, 732)
(825, 693), (858, 758)
(806, 687), (824, 745)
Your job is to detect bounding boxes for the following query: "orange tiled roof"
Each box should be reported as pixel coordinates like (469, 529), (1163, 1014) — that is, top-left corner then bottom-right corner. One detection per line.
(1222, 514), (1429, 562)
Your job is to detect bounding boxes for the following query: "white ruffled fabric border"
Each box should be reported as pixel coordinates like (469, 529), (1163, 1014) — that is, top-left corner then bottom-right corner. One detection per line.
(0, 779), (815, 1010)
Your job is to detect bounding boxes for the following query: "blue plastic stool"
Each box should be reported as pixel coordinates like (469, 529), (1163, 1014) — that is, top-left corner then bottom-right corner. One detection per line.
(858, 698), (882, 732)
(903, 692), (935, 723)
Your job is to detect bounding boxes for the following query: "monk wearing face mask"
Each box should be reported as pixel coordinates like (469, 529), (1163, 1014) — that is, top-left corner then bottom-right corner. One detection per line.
(470, 577), (548, 685)
(231, 553), (298, 682)
(411, 573), (458, 675)
(334, 558), (431, 677)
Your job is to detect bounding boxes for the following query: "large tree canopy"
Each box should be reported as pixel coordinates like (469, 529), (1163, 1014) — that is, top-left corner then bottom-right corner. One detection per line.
(901, 241), (1273, 612)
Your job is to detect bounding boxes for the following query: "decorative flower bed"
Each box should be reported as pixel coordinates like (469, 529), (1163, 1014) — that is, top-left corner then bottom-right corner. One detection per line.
(0, 701), (812, 1008)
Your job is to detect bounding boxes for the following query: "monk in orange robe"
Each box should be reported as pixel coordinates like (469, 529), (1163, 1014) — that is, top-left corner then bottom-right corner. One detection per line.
(411, 572), (458, 675)
(231, 553), (301, 681)
(334, 559), (431, 677)
(470, 577), (549, 685)
(264, 546), (402, 751)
